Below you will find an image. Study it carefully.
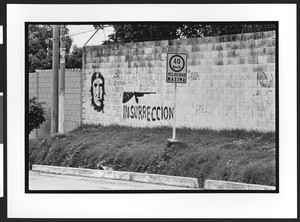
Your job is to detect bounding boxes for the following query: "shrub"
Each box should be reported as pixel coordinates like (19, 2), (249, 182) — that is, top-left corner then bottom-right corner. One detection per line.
(28, 97), (46, 134)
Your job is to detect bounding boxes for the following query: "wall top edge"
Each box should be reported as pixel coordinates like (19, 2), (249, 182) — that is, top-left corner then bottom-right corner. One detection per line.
(83, 30), (276, 51)
(34, 68), (82, 72)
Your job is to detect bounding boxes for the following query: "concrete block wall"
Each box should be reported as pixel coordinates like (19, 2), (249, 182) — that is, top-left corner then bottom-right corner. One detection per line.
(28, 72), (38, 140)
(29, 71), (52, 138)
(28, 69), (82, 138)
(65, 69), (82, 132)
(82, 31), (276, 131)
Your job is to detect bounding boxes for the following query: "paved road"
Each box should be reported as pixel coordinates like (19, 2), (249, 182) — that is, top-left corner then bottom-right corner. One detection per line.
(29, 171), (194, 190)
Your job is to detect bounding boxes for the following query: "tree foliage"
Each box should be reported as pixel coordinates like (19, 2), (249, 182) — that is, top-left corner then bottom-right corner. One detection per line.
(28, 25), (76, 72)
(65, 45), (83, 69)
(94, 23), (276, 44)
(28, 97), (46, 134)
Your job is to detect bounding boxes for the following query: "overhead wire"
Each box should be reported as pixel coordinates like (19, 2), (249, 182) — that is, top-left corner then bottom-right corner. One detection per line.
(68, 29), (98, 37)
(49, 29), (97, 41)
(84, 28), (101, 46)
(49, 25), (111, 41)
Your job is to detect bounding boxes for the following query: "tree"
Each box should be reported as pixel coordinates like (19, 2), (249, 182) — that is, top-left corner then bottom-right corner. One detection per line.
(94, 23), (276, 44)
(28, 97), (46, 134)
(66, 45), (83, 69)
(28, 25), (73, 72)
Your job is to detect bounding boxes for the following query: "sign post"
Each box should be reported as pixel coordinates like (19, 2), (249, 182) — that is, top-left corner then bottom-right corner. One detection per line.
(166, 53), (187, 142)
(171, 82), (177, 141)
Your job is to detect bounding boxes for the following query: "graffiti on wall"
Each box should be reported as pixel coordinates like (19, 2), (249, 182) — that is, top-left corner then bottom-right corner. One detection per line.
(123, 105), (174, 121)
(188, 70), (200, 82)
(195, 104), (208, 115)
(90, 72), (105, 113)
(121, 90), (171, 121)
(113, 69), (120, 79)
(251, 67), (275, 124)
(252, 89), (274, 123)
(128, 73), (156, 88)
(122, 91), (156, 104)
(256, 71), (274, 88)
(116, 67), (164, 93)
(111, 79), (125, 117)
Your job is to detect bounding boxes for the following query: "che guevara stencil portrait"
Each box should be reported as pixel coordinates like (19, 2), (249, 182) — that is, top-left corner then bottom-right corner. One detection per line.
(90, 72), (105, 112)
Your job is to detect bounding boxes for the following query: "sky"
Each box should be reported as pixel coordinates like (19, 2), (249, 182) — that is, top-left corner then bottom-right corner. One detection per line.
(67, 25), (114, 49)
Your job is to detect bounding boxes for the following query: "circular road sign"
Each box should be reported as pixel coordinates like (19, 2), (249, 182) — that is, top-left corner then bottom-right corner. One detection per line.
(169, 54), (185, 72)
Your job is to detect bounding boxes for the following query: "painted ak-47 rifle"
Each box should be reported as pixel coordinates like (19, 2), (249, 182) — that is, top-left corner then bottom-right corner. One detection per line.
(122, 91), (156, 104)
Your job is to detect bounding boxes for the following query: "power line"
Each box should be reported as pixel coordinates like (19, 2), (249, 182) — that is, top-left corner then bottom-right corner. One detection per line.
(49, 29), (97, 41)
(84, 28), (101, 47)
(50, 26), (111, 41)
(67, 25), (111, 37)
(68, 29), (97, 37)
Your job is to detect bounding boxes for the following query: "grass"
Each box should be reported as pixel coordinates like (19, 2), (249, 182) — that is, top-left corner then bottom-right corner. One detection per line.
(29, 124), (276, 188)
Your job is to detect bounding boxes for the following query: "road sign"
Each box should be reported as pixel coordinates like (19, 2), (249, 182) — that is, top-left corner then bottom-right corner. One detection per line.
(166, 53), (187, 142)
(166, 53), (187, 83)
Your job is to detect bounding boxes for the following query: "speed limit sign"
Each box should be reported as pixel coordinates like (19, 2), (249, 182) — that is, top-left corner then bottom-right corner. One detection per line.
(166, 53), (187, 83)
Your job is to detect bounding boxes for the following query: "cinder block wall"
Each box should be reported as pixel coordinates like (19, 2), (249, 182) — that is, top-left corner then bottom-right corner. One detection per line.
(29, 71), (52, 138)
(28, 69), (82, 138)
(82, 31), (276, 131)
(65, 69), (82, 131)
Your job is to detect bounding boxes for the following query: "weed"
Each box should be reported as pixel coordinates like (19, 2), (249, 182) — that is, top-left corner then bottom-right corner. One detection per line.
(29, 124), (276, 187)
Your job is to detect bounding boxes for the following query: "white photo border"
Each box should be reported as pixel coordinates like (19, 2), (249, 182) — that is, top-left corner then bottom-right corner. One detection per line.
(7, 3), (297, 219)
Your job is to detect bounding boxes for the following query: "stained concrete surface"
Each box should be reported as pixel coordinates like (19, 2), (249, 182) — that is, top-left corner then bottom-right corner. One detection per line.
(29, 171), (195, 190)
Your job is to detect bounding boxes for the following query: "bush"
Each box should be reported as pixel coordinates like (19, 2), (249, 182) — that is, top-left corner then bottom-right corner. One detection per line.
(28, 97), (46, 134)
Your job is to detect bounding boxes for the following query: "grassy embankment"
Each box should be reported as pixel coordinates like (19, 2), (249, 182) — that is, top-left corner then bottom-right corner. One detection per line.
(29, 124), (276, 187)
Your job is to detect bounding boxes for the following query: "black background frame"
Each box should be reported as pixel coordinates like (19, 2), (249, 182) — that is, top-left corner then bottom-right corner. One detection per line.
(0, 0), (298, 221)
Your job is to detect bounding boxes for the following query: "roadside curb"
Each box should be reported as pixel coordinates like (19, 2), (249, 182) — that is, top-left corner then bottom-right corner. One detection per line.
(32, 164), (199, 188)
(204, 179), (276, 190)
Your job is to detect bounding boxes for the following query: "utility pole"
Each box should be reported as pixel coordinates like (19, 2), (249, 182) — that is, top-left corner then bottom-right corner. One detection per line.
(59, 25), (66, 134)
(51, 25), (59, 135)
